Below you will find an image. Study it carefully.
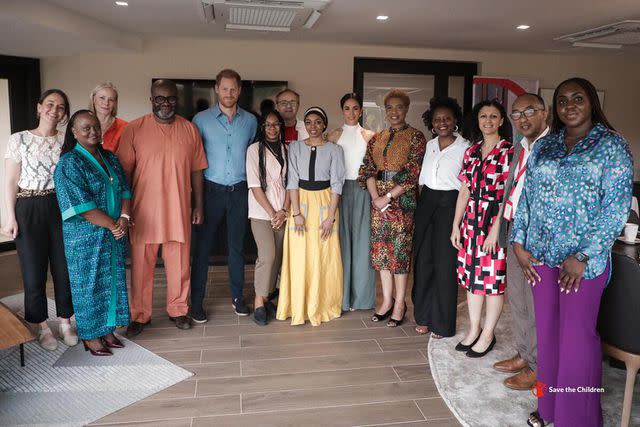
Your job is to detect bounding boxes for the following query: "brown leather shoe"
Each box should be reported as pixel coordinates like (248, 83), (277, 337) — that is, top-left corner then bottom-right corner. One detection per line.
(504, 367), (537, 390)
(493, 353), (528, 373)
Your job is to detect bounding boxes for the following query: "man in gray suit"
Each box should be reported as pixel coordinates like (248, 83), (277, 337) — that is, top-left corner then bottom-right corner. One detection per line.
(494, 93), (549, 390)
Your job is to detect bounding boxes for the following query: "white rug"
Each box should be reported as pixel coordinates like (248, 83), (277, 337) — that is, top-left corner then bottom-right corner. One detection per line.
(0, 293), (193, 427)
(428, 302), (639, 427)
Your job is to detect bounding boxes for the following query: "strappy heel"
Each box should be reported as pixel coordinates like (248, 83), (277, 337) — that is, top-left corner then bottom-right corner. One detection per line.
(386, 305), (407, 328)
(371, 299), (395, 322)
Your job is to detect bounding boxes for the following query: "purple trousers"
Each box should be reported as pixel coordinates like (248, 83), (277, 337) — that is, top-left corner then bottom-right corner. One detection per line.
(532, 263), (608, 427)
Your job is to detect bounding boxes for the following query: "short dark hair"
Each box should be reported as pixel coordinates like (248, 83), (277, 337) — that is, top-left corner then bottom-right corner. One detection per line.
(340, 92), (363, 109)
(383, 89), (410, 108)
(215, 69), (242, 86)
(463, 99), (513, 143)
(551, 77), (613, 133)
(37, 89), (71, 125)
(422, 96), (463, 132)
(259, 99), (276, 117)
(276, 88), (300, 101)
(515, 92), (546, 109)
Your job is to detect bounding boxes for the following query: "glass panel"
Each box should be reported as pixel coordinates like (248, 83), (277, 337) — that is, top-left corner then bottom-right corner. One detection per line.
(362, 72), (434, 137)
(448, 76), (465, 107)
(0, 79), (11, 242)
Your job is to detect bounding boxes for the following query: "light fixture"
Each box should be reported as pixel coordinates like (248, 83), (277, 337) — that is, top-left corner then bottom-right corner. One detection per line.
(573, 41), (622, 49)
(115, 1), (128, 6)
(516, 24), (530, 30)
(376, 15), (389, 21)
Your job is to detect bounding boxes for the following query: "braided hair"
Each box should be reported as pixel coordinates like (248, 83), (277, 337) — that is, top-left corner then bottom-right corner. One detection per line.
(256, 110), (288, 192)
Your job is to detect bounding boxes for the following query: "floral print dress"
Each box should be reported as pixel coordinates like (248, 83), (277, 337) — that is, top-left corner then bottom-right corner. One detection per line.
(457, 139), (513, 295)
(358, 125), (427, 274)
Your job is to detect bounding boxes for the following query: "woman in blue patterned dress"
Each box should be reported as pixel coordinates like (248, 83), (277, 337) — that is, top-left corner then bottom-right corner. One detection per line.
(54, 110), (131, 356)
(511, 78), (633, 427)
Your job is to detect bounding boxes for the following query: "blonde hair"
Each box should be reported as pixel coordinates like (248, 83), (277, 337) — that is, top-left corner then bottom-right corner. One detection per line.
(89, 82), (119, 117)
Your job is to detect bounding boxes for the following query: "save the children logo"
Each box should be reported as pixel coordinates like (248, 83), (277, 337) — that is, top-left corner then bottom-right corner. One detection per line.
(532, 380), (546, 397)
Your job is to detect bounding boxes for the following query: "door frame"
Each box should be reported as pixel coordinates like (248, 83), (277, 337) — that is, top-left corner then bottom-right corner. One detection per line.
(0, 55), (41, 252)
(353, 57), (478, 114)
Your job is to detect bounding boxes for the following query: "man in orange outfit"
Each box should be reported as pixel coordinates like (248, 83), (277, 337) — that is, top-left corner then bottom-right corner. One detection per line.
(118, 79), (208, 336)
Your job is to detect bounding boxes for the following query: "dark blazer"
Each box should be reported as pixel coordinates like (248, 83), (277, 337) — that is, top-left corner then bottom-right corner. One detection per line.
(498, 141), (524, 248)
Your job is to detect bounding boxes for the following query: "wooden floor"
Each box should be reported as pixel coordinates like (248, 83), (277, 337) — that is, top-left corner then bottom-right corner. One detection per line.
(0, 251), (462, 427)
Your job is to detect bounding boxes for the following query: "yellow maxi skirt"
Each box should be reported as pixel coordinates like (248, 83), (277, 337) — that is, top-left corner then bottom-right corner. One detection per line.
(276, 188), (343, 326)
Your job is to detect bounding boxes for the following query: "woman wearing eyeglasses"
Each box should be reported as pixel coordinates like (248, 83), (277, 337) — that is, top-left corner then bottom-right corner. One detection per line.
(276, 107), (345, 326)
(246, 110), (288, 326)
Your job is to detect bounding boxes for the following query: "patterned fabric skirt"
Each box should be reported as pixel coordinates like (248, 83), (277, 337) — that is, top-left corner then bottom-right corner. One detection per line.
(276, 188), (343, 326)
(369, 180), (416, 274)
(456, 198), (507, 295)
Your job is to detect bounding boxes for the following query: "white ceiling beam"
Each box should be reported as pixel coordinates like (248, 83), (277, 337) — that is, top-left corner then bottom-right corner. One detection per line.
(3, 0), (142, 53)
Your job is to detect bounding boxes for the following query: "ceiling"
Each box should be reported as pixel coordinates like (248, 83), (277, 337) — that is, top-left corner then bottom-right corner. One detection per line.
(2, 0), (640, 57)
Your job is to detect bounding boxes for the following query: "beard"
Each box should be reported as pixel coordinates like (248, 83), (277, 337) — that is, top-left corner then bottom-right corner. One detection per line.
(154, 106), (176, 121)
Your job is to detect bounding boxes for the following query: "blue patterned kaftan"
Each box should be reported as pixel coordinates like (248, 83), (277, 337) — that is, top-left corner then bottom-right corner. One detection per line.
(54, 144), (131, 339)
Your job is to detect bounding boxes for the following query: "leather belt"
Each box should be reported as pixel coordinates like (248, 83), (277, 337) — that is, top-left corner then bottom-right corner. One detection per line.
(16, 188), (56, 198)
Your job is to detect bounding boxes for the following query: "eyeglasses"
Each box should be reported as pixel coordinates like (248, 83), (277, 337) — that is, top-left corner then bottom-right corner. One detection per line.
(153, 96), (178, 105)
(276, 100), (299, 107)
(263, 122), (281, 129)
(510, 107), (544, 120)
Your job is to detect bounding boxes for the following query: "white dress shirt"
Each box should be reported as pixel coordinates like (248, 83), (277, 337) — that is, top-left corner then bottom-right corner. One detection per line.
(418, 133), (470, 191)
(337, 123), (368, 180)
(507, 127), (550, 217)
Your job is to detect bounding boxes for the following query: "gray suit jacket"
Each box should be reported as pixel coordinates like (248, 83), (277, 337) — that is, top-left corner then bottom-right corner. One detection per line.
(498, 141), (524, 248)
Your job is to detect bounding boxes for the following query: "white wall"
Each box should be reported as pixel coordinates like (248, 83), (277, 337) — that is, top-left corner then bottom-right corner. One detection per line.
(0, 79), (11, 239)
(41, 36), (640, 178)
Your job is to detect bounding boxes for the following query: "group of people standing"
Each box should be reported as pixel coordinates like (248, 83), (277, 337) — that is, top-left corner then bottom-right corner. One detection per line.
(2, 70), (633, 427)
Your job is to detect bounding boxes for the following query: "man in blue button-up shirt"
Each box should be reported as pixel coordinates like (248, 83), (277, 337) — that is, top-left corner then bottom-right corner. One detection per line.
(191, 69), (257, 321)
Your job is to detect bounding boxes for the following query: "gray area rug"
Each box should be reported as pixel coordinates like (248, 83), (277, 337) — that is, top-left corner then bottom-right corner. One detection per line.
(0, 293), (193, 427)
(428, 302), (639, 427)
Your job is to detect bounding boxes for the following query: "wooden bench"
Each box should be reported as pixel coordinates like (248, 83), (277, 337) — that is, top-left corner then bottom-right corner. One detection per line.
(0, 302), (34, 366)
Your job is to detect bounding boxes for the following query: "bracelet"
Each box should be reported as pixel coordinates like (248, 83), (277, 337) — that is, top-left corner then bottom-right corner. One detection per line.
(119, 213), (131, 220)
(293, 212), (301, 217)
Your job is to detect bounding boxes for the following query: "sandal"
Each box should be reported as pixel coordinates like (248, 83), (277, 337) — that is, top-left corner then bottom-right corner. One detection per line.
(527, 411), (548, 427)
(415, 325), (429, 335)
(386, 305), (407, 328)
(431, 333), (443, 339)
(371, 299), (395, 322)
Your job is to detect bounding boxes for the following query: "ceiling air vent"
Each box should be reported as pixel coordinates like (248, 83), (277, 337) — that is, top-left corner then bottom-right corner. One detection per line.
(555, 20), (640, 49)
(201, 0), (331, 32)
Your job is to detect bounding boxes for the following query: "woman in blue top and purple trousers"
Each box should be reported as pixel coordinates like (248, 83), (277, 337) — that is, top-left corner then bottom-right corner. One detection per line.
(511, 77), (633, 427)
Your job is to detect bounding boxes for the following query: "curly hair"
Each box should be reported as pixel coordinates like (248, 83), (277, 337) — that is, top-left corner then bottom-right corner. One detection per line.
(421, 96), (463, 132)
(463, 99), (513, 143)
(383, 89), (410, 108)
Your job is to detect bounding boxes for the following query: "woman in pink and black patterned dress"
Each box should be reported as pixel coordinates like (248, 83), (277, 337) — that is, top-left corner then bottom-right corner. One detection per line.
(451, 99), (513, 358)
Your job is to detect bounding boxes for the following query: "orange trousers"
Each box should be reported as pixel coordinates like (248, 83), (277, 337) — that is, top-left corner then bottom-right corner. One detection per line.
(130, 241), (190, 323)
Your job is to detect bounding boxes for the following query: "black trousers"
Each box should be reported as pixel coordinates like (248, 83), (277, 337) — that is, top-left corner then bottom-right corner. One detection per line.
(411, 186), (458, 337)
(14, 193), (73, 323)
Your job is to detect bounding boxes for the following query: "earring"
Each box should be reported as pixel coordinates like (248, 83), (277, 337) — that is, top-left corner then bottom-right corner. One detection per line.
(454, 125), (459, 132)
(431, 128), (437, 135)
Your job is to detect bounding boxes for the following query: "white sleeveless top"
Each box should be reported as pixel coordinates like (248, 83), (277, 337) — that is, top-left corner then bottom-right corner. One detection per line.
(337, 124), (368, 180)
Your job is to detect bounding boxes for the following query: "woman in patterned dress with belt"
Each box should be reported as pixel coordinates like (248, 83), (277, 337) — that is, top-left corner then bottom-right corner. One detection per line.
(358, 89), (427, 327)
(451, 99), (513, 357)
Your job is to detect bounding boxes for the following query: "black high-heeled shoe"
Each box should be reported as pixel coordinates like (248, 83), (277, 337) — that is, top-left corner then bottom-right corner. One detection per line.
(83, 340), (113, 356)
(466, 335), (497, 358)
(371, 299), (395, 322)
(454, 329), (483, 352)
(102, 334), (125, 349)
(386, 305), (407, 328)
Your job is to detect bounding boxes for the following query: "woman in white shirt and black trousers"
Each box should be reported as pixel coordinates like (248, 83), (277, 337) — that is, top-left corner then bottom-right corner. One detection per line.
(412, 97), (470, 338)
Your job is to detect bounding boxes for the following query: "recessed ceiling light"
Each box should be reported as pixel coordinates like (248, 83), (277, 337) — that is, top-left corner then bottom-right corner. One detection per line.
(376, 15), (389, 21)
(517, 24), (530, 30)
(115, 1), (128, 6)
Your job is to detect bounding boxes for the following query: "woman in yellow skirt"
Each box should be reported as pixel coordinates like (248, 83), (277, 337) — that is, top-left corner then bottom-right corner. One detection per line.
(276, 107), (346, 326)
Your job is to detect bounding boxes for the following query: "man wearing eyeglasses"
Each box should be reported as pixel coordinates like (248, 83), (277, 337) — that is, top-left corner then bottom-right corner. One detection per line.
(275, 89), (309, 145)
(493, 93), (549, 390)
(190, 69), (258, 322)
(117, 79), (208, 336)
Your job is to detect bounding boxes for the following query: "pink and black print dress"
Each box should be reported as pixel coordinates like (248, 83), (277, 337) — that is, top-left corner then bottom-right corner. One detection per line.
(456, 139), (513, 295)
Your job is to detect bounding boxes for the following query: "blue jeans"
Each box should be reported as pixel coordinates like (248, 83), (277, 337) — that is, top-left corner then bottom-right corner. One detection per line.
(191, 180), (248, 315)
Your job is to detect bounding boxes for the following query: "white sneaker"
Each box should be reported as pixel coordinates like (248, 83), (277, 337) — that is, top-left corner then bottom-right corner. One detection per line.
(38, 328), (58, 351)
(59, 323), (79, 347)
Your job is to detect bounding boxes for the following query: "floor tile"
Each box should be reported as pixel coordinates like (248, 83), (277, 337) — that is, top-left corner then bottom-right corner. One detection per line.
(393, 364), (431, 381)
(145, 381), (197, 400)
(185, 361), (241, 380)
(136, 336), (240, 353)
(156, 350), (202, 365)
(91, 418), (192, 426)
(377, 336), (429, 352)
(414, 397), (456, 421)
(241, 327), (407, 347)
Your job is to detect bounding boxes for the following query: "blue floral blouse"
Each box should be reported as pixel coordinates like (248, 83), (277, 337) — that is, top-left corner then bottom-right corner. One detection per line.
(511, 123), (633, 279)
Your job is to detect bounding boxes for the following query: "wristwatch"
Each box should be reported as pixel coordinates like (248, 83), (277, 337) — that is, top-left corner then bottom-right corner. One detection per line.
(574, 252), (589, 263)
(385, 192), (393, 200)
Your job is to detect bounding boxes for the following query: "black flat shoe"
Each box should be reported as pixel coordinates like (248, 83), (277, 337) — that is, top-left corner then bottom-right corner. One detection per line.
(466, 335), (497, 358)
(371, 299), (395, 322)
(386, 305), (407, 328)
(454, 329), (482, 352)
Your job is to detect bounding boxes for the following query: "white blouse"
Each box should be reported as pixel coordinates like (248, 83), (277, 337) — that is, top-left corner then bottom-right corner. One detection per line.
(4, 130), (64, 191)
(418, 133), (470, 191)
(337, 124), (368, 180)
